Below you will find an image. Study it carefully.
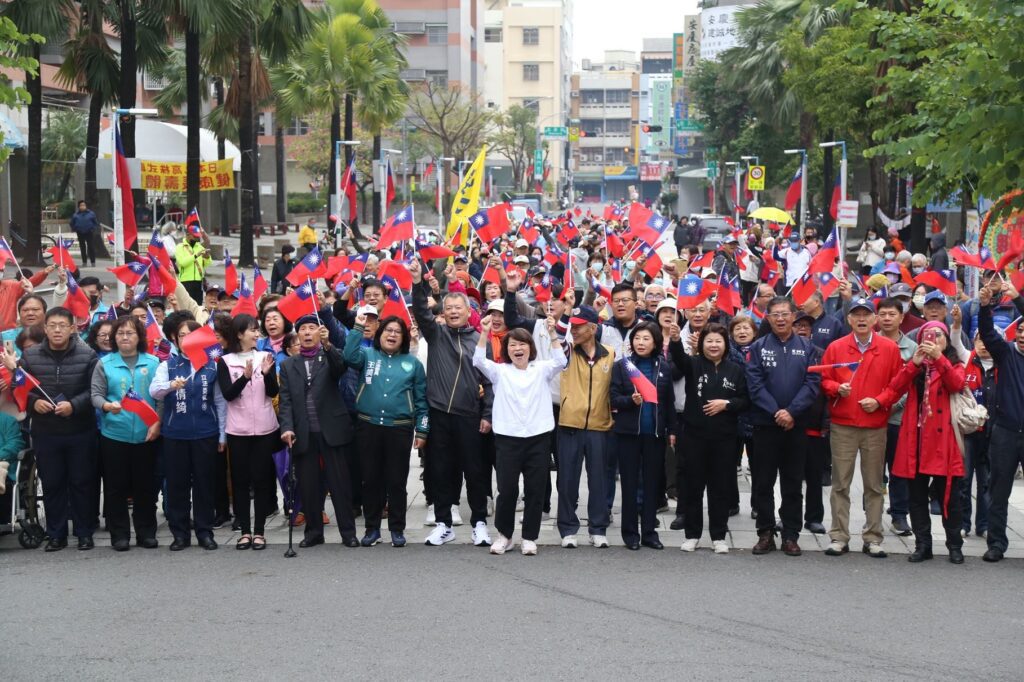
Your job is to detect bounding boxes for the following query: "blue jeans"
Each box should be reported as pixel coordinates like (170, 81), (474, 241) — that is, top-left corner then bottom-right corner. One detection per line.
(985, 425), (1024, 553)
(884, 422), (909, 519)
(961, 432), (990, 533)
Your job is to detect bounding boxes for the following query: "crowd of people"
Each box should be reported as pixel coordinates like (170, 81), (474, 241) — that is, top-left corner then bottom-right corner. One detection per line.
(1, 202), (1022, 563)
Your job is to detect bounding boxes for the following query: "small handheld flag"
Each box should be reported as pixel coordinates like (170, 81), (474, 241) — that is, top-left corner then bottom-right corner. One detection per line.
(180, 325), (223, 371)
(121, 388), (160, 428)
(223, 249), (238, 296)
(621, 357), (658, 403)
(286, 246), (328, 287)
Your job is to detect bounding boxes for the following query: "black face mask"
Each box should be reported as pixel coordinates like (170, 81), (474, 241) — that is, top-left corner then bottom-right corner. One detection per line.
(88, 294), (100, 306)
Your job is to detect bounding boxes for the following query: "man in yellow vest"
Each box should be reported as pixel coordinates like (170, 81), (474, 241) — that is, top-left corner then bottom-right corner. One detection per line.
(174, 227), (212, 305)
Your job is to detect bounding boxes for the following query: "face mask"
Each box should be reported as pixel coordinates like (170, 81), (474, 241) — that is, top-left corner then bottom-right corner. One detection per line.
(912, 294), (925, 309)
(912, 266), (925, 275)
(867, 233), (877, 241)
(591, 263), (603, 272)
(900, 300), (911, 313)
(885, 252), (896, 261)
(88, 294), (100, 306)
(625, 260), (636, 270)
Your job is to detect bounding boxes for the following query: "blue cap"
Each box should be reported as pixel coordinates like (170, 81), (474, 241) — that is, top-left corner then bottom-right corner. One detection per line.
(568, 305), (599, 325)
(923, 289), (947, 305)
(848, 297), (875, 313)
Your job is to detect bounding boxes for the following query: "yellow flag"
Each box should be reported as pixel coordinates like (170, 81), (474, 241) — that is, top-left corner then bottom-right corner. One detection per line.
(446, 146), (487, 246)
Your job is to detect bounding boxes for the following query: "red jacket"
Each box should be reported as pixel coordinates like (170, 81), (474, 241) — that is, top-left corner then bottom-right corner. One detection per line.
(877, 354), (966, 511)
(820, 333), (905, 429)
(0, 270), (49, 332)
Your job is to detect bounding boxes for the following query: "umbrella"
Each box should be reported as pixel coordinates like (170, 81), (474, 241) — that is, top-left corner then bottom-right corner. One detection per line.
(750, 207), (795, 224)
(271, 447), (302, 519)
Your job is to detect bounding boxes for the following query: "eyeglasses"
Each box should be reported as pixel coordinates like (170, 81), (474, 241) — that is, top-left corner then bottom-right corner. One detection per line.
(382, 328), (402, 336)
(645, 293), (665, 301)
(768, 312), (793, 319)
(45, 323), (71, 331)
(611, 297), (635, 305)
(115, 330), (138, 338)
(96, 333), (110, 339)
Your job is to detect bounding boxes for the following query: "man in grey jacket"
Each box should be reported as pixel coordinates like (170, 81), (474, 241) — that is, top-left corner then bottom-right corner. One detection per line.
(410, 259), (494, 547)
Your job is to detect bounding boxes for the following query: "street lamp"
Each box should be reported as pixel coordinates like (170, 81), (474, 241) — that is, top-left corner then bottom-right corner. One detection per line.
(437, 156), (455, 233)
(783, 148), (807, 234)
(333, 139), (361, 230)
(724, 161), (740, 225)
(111, 107), (158, 300)
(381, 148), (402, 227)
(819, 139), (847, 250)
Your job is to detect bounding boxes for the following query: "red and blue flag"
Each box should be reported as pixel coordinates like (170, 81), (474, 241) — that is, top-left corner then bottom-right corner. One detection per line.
(621, 357), (658, 403)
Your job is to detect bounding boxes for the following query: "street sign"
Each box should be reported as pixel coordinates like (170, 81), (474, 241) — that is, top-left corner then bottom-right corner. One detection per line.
(675, 119), (703, 133)
(748, 165), (766, 191)
(707, 160), (718, 178)
(568, 126), (579, 142)
(543, 126), (568, 140)
(534, 148), (544, 181)
(836, 199), (859, 227)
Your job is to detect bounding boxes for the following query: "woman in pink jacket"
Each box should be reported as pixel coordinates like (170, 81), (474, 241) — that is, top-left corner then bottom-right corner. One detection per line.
(877, 320), (966, 564)
(217, 314), (279, 550)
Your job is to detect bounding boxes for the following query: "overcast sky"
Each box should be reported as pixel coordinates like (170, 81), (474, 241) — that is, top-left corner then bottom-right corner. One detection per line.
(572, 0), (701, 66)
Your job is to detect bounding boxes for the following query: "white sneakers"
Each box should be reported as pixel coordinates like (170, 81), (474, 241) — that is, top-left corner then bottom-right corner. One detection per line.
(471, 521), (491, 547)
(712, 540), (729, 554)
(425, 504), (435, 525)
(487, 496), (495, 516)
(591, 535), (609, 548)
(451, 505), (464, 526)
(561, 535), (578, 548)
(424, 523), (455, 546)
(680, 538), (699, 552)
(521, 540), (538, 556)
(490, 534), (513, 555)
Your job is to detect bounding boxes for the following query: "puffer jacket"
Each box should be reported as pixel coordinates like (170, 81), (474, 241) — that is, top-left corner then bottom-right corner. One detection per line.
(609, 353), (676, 438)
(20, 334), (98, 435)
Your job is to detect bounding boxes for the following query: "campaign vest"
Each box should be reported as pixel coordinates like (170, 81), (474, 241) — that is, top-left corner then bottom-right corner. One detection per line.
(99, 352), (159, 443)
(161, 354), (220, 440)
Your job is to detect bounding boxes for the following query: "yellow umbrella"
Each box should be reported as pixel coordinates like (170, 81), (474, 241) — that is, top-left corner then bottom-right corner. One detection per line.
(749, 206), (795, 224)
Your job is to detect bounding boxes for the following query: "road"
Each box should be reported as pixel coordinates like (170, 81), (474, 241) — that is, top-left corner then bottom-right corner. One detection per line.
(2, 546), (1021, 680)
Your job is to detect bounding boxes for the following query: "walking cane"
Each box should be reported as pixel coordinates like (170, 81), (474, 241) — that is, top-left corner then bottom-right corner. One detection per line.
(284, 447), (297, 558)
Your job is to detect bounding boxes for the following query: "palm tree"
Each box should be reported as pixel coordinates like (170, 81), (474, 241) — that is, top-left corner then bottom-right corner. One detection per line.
(41, 108), (87, 201)
(0, 0), (73, 264)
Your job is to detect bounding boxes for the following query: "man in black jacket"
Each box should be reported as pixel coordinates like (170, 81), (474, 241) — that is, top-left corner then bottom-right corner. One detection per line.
(278, 315), (359, 548)
(20, 307), (99, 551)
(270, 244), (296, 295)
(410, 259), (494, 547)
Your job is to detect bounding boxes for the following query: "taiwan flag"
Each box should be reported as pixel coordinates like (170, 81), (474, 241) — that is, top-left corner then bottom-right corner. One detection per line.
(688, 250), (716, 273)
(108, 261), (150, 288)
(377, 205), (415, 251)
(604, 225), (624, 259)
(384, 157), (396, 211)
(151, 257), (178, 295)
(533, 273), (553, 303)
(0, 236), (15, 269)
(276, 280), (319, 323)
(716, 271), (741, 315)
(915, 268), (958, 297)
(378, 259), (413, 292)
(791, 272), (817, 306)
(48, 238), (77, 271)
(223, 249), (238, 296)
(147, 230), (171, 270)
(414, 239), (455, 262)
(379, 274), (412, 327)
(808, 226), (840, 274)
(621, 357), (658, 403)
(6, 367), (32, 412)
(180, 325), (223, 371)
(818, 271), (841, 299)
(676, 274), (717, 310)
(637, 243), (664, 280)
(185, 208), (202, 239)
(469, 204), (511, 243)
(784, 166), (803, 213)
(144, 306), (164, 352)
(518, 218), (539, 245)
(230, 273), (258, 318)
(340, 154), (358, 222)
(603, 204), (625, 222)
(625, 203), (670, 246)
(828, 174), (842, 221)
(286, 246), (328, 287)
(252, 264), (268, 300)
(120, 388), (159, 428)
(115, 123), (138, 249)
(590, 276), (613, 301)
(64, 271), (92, 320)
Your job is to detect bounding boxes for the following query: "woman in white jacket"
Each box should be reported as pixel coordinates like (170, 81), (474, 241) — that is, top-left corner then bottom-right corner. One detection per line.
(472, 315), (565, 556)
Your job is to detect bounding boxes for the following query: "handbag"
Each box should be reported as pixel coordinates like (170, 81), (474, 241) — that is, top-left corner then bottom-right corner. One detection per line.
(949, 387), (988, 455)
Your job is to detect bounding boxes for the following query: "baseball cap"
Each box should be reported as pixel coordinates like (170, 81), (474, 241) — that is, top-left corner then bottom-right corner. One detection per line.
(923, 289), (947, 305)
(453, 253), (467, 262)
(848, 297), (875, 314)
(514, 255), (530, 265)
(356, 304), (379, 318)
(485, 299), (504, 314)
(793, 310), (813, 324)
(568, 306), (599, 325)
(723, 235), (739, 244)
(515, 238), (529, 249)
(889, 283), (913, 298)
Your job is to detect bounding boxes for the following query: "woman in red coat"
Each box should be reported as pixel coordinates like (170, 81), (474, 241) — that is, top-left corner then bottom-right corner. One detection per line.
(876, 320), (966, 564)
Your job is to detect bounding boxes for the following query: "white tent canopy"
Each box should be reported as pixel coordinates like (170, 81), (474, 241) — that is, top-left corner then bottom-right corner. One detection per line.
(92, 119), (240, 170)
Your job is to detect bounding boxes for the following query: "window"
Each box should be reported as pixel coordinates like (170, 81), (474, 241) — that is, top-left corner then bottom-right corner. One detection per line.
(256, 112), (269, 137)
(604, 119), (630, 133)
(426, 70), (448, 88)
(522, 98), (540, 113)
(285, 116), (309, 136)
(522, 63), (539, 81)
(580, 90), (604, 104)
(605, 89), (631, 104)
(484, 27), (502, 43)
(522, 27), (539, 45)
(426, 23), (447, 45)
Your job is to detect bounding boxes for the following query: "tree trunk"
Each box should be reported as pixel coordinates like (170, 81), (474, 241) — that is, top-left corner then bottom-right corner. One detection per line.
(25, 46), (42, 265)
(327, 104), (339, 228)
(215, 77), (229, 236)
(84, 94), (102, 210)
(237, 27), (255, 266)
(868, 155), (880, 227)
(344, 94), (354, 165)
(275, 125), (286, 223)
(185, 26), (201, 212)
(372, 135), (382, 232)
(118, 0), (145, 216)
(822, 131), (834, 235)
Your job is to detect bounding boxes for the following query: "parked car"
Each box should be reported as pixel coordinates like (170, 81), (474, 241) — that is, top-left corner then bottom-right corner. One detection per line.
(689, 214), (733, 251)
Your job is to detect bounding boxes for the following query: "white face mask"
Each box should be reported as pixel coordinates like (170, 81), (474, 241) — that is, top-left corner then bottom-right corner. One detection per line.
(591, 262), (603, 272)
(900, 300), (911, 314)
(912, 266), (925, 275)
(912, 294), (925, 309)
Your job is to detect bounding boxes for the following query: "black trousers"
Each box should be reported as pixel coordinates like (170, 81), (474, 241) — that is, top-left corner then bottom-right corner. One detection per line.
(426, 409), (486, 527)
(100, 436), (157, 542)
(618, 433), (664, 544)
(34, 431), (98, 540)
(674, 419), (687, 516)
(226, 432), (278, 535)
(357, 421), (412, 533)
(76, 230), (97, 265)
(215, 445), (230, 519)
(295, 432), (356, 542)
(804, 434), (827, 524)
(525, 404), (558, 515)
(494, 433), (549, 541)
(164, 436), (217, 542)
(908, 473), (963, 550)
(182, 280), (204, 306)
(751, 425), (807, 541)
(684, 432), (735, 541)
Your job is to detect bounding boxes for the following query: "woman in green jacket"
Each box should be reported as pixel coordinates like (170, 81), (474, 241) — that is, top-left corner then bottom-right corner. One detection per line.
(342, 311), (428, 548)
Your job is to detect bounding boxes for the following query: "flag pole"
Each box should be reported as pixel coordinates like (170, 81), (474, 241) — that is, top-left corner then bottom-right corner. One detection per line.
(308, 277), (322, 326)
(25, 372), (58, 407)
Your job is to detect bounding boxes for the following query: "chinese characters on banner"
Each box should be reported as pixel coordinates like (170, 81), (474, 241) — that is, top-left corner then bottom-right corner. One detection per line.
(700, 5), (752, 62)
(673, 15), (702, 158)
(140, 158), (236, 192)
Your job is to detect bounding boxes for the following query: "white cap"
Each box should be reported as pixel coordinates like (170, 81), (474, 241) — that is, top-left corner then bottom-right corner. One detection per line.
(357, 304), (379, 318)
(514, 255), (530, 264)
(486, 299), (505, 314)
(515, 238), (529, 248)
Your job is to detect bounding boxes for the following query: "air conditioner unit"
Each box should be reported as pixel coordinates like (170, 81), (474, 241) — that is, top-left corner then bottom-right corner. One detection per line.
(393, 21), (426, 34)
(143, 69), (168, 91)
(401, 68), (427, 81)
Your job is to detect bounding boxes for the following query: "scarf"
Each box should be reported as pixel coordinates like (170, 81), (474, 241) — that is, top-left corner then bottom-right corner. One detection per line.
(299, 344), (321, 358)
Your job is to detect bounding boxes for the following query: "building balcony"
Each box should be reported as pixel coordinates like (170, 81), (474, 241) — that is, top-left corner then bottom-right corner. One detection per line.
(577, 102), (633, 119)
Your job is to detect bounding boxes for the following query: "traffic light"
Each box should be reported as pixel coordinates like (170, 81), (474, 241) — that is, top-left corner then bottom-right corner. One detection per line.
(641, 124), (663, 133)
(579, 130), (587, 137)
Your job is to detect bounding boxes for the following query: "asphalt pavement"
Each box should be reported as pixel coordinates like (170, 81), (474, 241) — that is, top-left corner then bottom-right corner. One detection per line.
(2, 545), (1022, 680)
